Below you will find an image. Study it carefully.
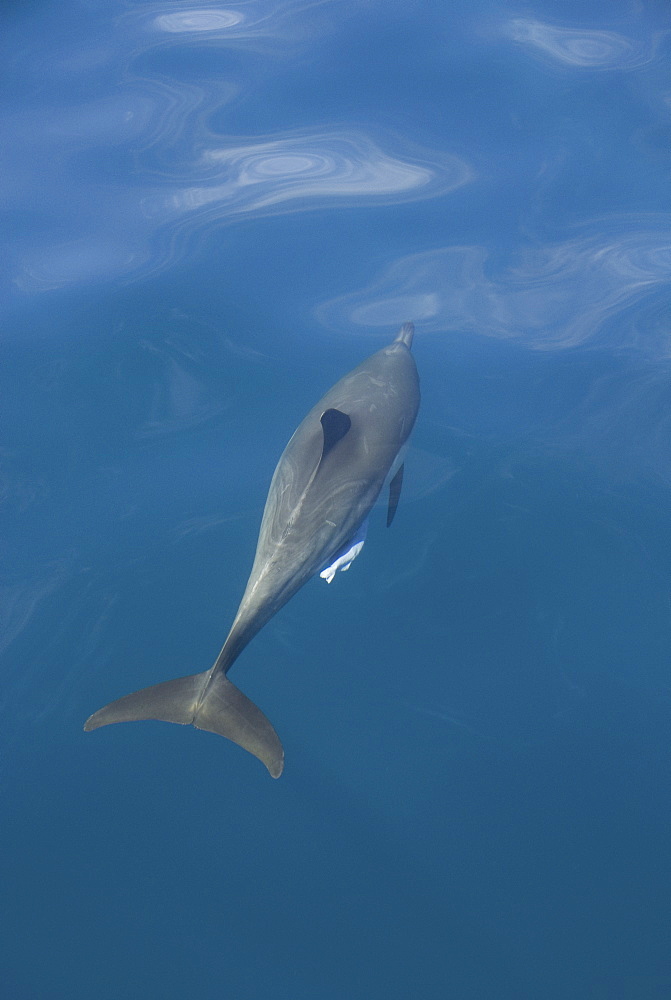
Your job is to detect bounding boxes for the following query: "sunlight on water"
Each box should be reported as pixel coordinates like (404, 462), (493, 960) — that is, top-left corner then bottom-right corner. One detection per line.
(150, 131), (471, 215)
(15, 241), (148, 293)
(129, 0), (346, 47)
(504, 17), (655, 69)
(5, 0), (471, 296)
(318, 219), (671, 351)
(153, 9), (246, 33)
(11, 128), (470, 291)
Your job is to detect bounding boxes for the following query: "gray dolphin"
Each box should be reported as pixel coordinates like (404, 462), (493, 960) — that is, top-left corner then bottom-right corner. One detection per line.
(85, 323), (420, 777)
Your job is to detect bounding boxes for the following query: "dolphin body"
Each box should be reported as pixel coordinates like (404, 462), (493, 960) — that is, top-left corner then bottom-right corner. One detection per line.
(85, 323), (420, 777)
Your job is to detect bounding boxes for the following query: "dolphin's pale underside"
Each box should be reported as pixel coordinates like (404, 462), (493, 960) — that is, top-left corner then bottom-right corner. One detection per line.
(84, 323), (421, 776)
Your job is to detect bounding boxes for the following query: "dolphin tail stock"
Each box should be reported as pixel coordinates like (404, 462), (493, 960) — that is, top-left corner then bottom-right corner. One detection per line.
(84, 669), (284, 778)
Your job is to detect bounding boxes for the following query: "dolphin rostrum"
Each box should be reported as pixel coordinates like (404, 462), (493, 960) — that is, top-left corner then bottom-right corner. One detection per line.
(85, 323), (420, 777)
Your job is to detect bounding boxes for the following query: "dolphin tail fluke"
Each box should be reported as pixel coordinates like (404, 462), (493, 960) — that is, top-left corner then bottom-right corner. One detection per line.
(84, 672), (204, 729)
(194, 671), (284, 778)
(84, 670), (284, 778)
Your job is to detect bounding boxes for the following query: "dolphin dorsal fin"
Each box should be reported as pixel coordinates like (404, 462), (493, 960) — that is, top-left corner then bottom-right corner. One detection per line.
(319, 408), (351, 463)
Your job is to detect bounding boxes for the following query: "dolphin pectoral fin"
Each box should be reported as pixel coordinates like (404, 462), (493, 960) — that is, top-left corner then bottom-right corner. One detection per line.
(84, 670), (284, 778)
(320, 408), (351, 463)
(387, 462), (405, 527)
(194, 672), (284, 778)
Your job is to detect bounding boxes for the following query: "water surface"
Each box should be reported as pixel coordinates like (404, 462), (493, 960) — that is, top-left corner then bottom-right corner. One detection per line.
(3, 1), (671, 997)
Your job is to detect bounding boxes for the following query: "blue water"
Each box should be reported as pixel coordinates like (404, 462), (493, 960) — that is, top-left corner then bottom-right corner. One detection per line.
(3, 1), (671, 997)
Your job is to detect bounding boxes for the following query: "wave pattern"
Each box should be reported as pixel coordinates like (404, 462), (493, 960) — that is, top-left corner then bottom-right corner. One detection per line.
(145, 131), (471, 220)
(504, 18), (655, 69)
(130, 0), (333, 47)
(317, 220), (671, 351)
(154, 9), (246, 33)
(6, 0), (472, 296)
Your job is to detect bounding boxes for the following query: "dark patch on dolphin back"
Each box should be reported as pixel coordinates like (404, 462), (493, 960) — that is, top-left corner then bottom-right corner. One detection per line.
(387, 462), (404, 527)
(320, 408), (352, 463)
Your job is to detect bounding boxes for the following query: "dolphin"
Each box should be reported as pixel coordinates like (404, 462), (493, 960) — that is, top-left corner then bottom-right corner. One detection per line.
(84, 323), (420, 777)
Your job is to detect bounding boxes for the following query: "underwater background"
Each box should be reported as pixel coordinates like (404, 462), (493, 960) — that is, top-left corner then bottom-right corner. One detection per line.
(3, 1), (671, 997)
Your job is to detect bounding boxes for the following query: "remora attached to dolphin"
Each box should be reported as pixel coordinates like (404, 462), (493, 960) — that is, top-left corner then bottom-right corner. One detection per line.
(85, 323), (420, 776)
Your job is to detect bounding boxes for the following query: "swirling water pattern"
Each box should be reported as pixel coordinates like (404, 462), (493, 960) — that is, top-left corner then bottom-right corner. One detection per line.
(145, 131), (470, 221)
(4, 0), (470, 295)
(504, 17), (657, 68)
(318, 221), (671, 350)
(4, 2), (671, 999)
